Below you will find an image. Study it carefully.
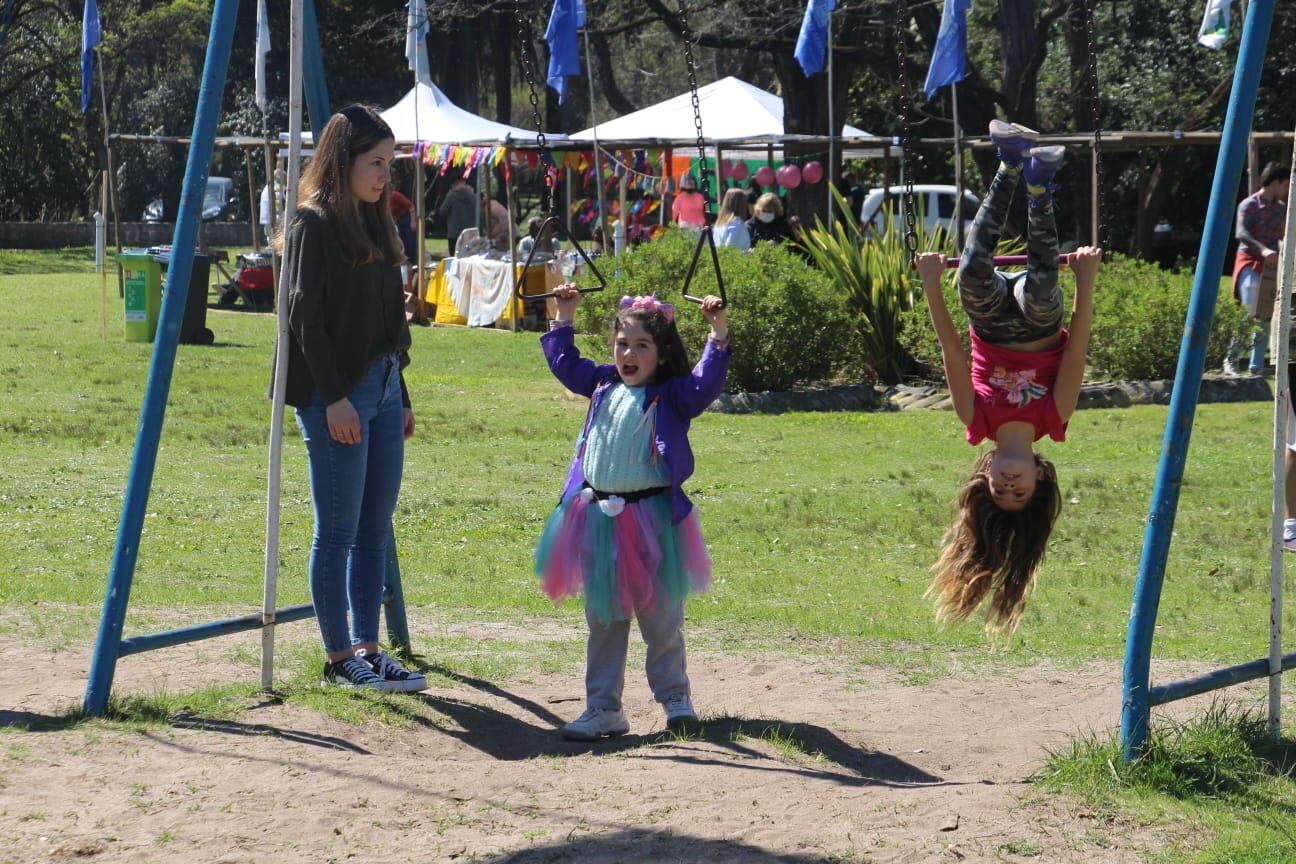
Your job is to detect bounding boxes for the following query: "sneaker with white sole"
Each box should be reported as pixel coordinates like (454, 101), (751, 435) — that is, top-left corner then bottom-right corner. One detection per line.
(364, 650), (428, 692)
(1284, 525), (1296, 553)
(663, 692), (698, 729)
(561, 707), (630, 741)
(323, 655), (398, 692)
(989, 119), (1038, 168)
(1024, 145), (1066, 199)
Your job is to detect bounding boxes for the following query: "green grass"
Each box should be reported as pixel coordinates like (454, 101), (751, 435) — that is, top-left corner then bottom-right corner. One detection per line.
(1, 245), (1294, 676)
(5, 246), (1296, 858)
(1039, 703), (1296, 864)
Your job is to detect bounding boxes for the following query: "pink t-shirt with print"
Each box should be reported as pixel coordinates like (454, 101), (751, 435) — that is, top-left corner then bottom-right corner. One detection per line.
(965, 327), (1069, 445)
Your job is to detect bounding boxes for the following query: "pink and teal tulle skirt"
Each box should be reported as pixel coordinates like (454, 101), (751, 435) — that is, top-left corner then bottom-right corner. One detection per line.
(534, 487), (711, 624)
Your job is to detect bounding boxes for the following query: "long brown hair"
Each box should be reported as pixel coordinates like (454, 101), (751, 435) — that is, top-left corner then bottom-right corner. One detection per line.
(282, 104), (404, 265)
(715, 188), (749, 227)
(927, 450), (1062, 636)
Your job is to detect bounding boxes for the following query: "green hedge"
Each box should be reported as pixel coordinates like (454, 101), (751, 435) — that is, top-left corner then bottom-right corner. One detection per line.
(1087, 257), (1250, 381)
(571, 229), (860, 392)
(898, 256), (1253, 383)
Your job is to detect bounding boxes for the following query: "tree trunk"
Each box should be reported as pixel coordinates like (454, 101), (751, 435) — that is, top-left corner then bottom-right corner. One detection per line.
(590, 33), (638, 117)
(492, 12), (512, 125)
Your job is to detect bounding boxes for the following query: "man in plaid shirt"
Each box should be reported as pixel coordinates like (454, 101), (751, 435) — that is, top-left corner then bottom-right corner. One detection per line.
(1229, 162), (1290, 375)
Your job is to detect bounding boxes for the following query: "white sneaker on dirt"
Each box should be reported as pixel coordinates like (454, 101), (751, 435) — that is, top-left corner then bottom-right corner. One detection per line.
(562, 707), (629, 741)
(363, 650), (428, 692)
(663, 693), (698, 728)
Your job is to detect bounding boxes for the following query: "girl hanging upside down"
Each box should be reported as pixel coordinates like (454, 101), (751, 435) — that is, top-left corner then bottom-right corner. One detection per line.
(914, 119), (1102, 636)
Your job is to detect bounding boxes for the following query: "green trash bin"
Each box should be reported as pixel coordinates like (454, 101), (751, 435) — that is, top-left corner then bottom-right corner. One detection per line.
(117, 248), (216, 345)
(118, 249), (163, 343)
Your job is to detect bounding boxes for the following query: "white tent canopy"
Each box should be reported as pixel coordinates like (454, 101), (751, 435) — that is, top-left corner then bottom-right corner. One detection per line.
(380, 81), (563, 145)
(572, 76), (872, 144)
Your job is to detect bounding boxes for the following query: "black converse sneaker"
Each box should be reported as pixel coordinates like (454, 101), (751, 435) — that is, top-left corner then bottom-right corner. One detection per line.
(364, 650), (428, 692)
(323, 654), (398, 691)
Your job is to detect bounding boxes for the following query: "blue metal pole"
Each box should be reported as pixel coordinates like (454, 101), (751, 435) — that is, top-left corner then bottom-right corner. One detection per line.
(1120, 0), (1276, 761)
(119, 603), (316, 657)
(382, 523), (411, 653)
(302, 0), (331, 131)
(83, 0), (242, 717)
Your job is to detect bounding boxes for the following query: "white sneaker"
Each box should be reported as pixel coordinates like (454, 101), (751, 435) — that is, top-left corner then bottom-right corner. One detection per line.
(561, 707), (629, 741)
(1284, 525), (1296, 553)
(663, 692), (698, 728)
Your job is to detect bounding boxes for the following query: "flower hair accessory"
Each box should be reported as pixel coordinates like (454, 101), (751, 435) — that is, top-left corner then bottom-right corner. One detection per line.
(618, 294), (675, 323)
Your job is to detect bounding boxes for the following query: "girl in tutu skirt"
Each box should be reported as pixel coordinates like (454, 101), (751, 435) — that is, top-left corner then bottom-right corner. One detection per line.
(537, 286), (729, 740)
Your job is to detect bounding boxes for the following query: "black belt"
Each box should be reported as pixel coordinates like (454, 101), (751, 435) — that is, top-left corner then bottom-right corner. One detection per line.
(582, 482), (668, 503)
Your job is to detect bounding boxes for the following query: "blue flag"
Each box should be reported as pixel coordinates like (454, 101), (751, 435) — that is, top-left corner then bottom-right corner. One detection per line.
(81, 0), (101, 113)
(793, 0), (835, 78)
(923, 0), (970, 99)
(544, 0), (584, 104)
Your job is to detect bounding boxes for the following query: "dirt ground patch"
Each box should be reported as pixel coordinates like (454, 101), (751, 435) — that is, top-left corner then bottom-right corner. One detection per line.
(0, 628), (1187, 863)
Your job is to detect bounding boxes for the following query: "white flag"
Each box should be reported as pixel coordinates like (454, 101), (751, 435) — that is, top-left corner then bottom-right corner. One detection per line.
(1197, 0), (1231, 49)
(255, 0), (270, 110)
(406, 0), (431, 86)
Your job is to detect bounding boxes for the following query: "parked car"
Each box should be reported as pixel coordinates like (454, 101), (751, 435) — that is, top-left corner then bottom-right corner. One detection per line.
(140, 177), (240, 223)
(860, 184), (980, 239)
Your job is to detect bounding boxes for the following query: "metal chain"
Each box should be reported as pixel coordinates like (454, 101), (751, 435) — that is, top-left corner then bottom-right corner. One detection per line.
(1083, 0), (1106, 249)
(675, 0), (712, 217)
(893, 0), (918, 258)
(513, 2), (553, 212)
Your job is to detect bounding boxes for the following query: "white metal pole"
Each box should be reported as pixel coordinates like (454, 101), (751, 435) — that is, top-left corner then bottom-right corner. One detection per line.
(827, 11), (834, 229)
(583, 27), (610, 252)
(1268, 154), (1296, 738)
(261, 0), (304, 690)
(952, 82), (965, 251)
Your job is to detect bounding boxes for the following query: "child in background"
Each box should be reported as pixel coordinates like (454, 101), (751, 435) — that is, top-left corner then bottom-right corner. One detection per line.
(536, 287), (730, 739)
(915, 119), (1101, 636)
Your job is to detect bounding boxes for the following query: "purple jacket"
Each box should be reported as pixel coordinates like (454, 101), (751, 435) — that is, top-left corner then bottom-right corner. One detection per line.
(541, 325), (731, 523)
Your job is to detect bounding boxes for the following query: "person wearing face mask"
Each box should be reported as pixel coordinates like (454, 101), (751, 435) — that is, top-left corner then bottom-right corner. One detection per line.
(747, 193), (793, 245)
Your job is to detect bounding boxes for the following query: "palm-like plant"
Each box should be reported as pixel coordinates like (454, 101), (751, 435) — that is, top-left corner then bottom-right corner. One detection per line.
(800, 187), (953, 384)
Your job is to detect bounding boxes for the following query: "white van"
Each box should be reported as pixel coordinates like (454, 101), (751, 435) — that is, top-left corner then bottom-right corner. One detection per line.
(859, 184), (980, 239)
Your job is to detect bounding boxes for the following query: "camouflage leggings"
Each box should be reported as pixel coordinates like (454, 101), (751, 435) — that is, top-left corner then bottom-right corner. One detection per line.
(958, 167), (1062, 344)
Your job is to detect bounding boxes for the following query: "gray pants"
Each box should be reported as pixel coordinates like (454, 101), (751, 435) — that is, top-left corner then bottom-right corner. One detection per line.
(585, 601), (689, 711)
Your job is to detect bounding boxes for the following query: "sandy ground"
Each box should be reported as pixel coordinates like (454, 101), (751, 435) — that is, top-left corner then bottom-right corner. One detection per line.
(0, 625), (1196, 864)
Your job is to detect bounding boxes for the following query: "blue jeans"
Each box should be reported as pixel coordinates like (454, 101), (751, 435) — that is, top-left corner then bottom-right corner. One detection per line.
(1235, 266), (1270, 373)
(296, 354), (405, 653)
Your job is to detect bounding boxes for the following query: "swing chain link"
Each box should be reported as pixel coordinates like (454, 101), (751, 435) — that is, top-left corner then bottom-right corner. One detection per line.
(514, 1), (554, 212)
(1083, 0), (1106, 250)
(675, 0), (712, 217)
(893, 0), (918, 259)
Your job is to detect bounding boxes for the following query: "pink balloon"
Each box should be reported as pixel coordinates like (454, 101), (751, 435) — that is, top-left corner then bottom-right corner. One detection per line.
(802, 161), (824, 184)
(778, 164), (802, 189)
(754, 166), (775, 186)
(730, 161), (749, 181)
(718, 159), (732, 179)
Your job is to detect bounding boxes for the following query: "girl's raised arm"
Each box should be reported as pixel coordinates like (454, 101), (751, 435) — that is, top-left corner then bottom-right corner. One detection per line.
(1053, 246), (1100, 422)
(915, 252), (975, 426)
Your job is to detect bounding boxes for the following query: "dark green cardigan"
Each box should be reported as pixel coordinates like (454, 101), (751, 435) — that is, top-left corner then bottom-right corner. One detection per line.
(280, 207), (412, 410)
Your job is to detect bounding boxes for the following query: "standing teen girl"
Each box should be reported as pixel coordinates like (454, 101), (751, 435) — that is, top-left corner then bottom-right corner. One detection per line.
(537, 288), (730, 740)
(279, 104), (426, 691)
(915, 120), (1102, 636)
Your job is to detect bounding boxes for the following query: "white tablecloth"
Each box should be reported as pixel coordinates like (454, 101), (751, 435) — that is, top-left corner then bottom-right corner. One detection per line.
(444, 256), (517, 326)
